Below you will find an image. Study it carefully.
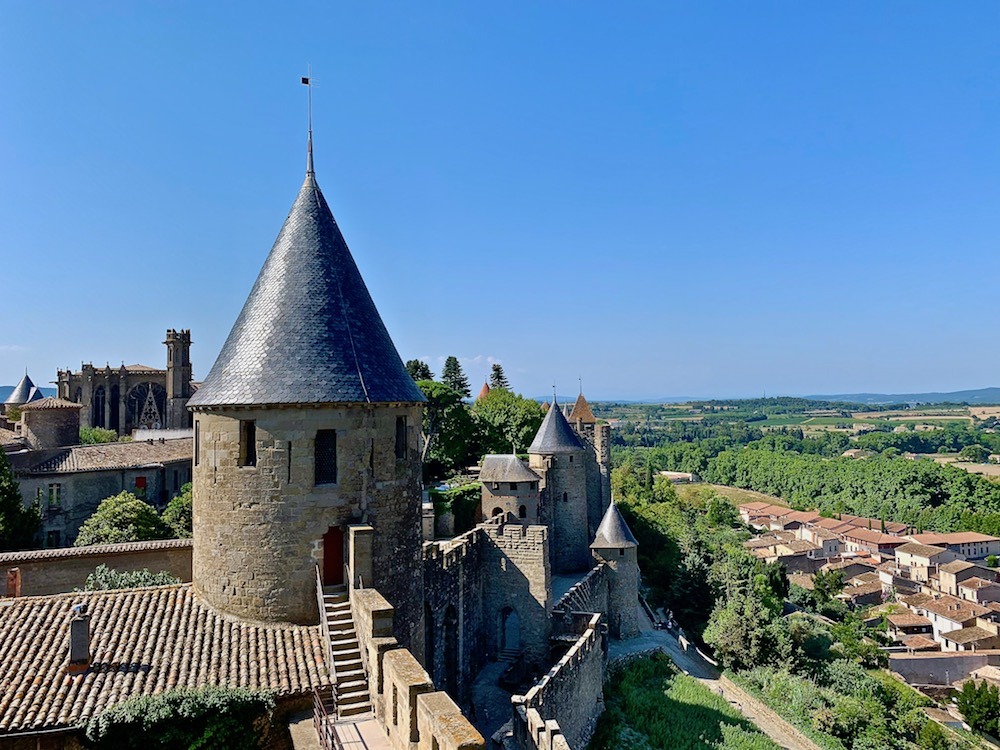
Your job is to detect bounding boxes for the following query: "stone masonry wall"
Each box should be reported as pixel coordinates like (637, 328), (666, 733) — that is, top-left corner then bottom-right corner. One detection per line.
(22, 407), (80, 451)
(482, 520), (551, 664)
(529, 453), (588, 574)
(512, 612), (605, 750)
(551, 563), (608, 618)
(351, 584), (485, 750)
(0, 539), (192, 597)
(423, 526), (486, 704)
(192, 403), (423, 639)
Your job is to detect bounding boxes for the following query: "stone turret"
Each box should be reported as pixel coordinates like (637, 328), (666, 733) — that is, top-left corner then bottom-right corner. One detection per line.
(20, 397), (83, 449)
(187, 141), (425, 645)
(528, 400), (590, 573)
(591, 502), (639, 639)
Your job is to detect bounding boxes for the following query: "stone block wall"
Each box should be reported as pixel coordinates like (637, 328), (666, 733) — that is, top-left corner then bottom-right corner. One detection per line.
(551, 563), (608, 617)
(480, 483), (540, 524)
(512, 613), (605, 750)
(888, 651), (1000, 684)
(0, 539), (192, 597)
(192, 403), (423, 638)
(529, 453), (589, 574)
(423, 527), (486, 703)
(22, 407), (80, 450)
(482, 520), (551, 664)
(350, 579), (484, 750)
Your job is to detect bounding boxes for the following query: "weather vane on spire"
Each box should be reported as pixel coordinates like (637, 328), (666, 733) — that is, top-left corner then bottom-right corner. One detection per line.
(552, 384), (557, 403)
(301, 67), (314, 175)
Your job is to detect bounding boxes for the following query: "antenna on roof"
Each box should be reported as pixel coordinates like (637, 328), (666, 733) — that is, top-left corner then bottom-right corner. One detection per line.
(301, 66), (314, 176)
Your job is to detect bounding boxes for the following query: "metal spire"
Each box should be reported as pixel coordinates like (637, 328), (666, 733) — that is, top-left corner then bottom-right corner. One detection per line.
(301, 67), (314, 176)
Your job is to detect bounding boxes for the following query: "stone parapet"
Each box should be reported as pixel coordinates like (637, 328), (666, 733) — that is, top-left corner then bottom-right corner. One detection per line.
(512, 612), (604, 750)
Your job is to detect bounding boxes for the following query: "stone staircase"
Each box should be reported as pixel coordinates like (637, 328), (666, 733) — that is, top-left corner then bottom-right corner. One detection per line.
(323, 585), (373, 720)
(499, 647), (520, 662)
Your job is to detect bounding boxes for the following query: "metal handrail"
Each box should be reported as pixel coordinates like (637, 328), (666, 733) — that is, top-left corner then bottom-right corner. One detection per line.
(313, 686), (345, 750)
(315, 566), (335, 684)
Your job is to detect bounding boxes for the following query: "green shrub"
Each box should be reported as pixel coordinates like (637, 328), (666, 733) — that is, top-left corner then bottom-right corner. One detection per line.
(82, 564), (179, 591)
(80, 426), (120, 444)
(162, 483), (192, 537)
(83, 685), (275, 750)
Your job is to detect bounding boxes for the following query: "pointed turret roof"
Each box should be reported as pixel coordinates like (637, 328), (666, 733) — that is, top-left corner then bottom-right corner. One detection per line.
(189, 157), (424, 409)
(5, 373), (36, 405)
(569, 392), (596, 424)
(477, 382), (491, 401)
(528, 399), (584, 454)
(591, 502), (638, 549)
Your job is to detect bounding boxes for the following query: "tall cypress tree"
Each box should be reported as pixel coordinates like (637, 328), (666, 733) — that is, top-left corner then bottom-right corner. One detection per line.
(489, 363), (511, 390)
(441, 356), (471, 398)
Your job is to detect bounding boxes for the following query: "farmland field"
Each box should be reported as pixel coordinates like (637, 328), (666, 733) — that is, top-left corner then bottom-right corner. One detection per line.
(589, 653), (780, 750)
(675, 483), (786, 509)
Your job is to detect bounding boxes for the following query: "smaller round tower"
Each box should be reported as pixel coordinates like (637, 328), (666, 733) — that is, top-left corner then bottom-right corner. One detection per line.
(591, 501), (639, 639)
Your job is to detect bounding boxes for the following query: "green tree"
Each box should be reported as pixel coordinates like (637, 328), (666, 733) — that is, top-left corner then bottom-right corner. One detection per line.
(705, 495), (738, 527)
(84, 685), (276, 750)
(74, 492), (171, 546)
(488, 363), (510, 390)
(440, 356), (471, 398)
(417, 380), (476, 480)
(957, 679), (1000, 734)
(987, 555), (999, 568)
(917, 720), (949, 750)
(960, 444), (990, 463)
(812, 569), (845, 605)
(470, 387), (544, 455)
(162, 483), (192, 537)
(83, 564), (180, 590)
(0, 450), (40, 551)
(405, 359), (433, 381)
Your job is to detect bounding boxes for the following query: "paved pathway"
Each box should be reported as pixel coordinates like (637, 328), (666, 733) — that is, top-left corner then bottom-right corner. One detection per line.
(609, 606), (823, 750)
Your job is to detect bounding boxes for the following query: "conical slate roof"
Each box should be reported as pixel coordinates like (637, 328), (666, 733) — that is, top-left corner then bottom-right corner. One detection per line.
(569, 392), (596, 424)
(528, 399), (584, 454)
(5, 373), (36, 405)
(591, 502), (638, 549)
(188, 170), (424, 408)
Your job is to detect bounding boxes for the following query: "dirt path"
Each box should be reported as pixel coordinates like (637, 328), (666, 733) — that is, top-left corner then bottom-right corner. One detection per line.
(607, 606), (823, 750)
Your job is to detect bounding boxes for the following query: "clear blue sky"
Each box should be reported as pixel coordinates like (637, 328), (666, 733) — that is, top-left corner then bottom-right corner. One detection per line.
(2, 2), (998, 401)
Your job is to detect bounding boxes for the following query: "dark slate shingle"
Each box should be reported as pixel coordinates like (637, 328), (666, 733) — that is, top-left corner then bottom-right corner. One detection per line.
(527, 400), (584, 454)
(188, 172), (424, 408)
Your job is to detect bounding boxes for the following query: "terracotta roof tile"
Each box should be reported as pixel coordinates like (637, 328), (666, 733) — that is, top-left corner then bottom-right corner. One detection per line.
(0, 539), (191, 565)
(0, 585), (330, 733)
(19, 397), (83, 412)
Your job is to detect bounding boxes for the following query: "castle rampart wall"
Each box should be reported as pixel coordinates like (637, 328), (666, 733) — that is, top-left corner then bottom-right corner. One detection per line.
(511, 612), (605, 750)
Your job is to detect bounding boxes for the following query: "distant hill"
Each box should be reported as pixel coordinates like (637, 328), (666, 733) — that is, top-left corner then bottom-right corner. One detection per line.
(808, 387), (1000, 405)
(0, 385), (58, 403)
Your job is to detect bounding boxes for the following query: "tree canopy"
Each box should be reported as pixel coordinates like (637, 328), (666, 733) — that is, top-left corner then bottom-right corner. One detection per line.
(162, 483), (192, 538)
(0, 449), (40, 551)
(83, 564), (180, 591)
(405, 359), (433, 381)
(417, 380), (477, 480)
(74, 492), (171, 546)
(440, 356), (471, 398)
(470, 387), (544, 455)
(488, 363), (510, 390)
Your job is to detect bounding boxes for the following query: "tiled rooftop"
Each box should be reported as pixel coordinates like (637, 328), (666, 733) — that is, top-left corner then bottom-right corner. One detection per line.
(0, 585), (330, 733)
(0, 538), (191, 564)
(14, 438), (192, 475)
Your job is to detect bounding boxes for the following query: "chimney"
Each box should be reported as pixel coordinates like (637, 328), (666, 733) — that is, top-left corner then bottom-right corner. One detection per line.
(66, 603), (91, 675)
(6, 568), (21, 597)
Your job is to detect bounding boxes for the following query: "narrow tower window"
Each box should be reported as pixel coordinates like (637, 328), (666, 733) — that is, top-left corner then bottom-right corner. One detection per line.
(238, 420), (257, 467)
(315, 430), (337, 485)
(395, 416), (407, 460)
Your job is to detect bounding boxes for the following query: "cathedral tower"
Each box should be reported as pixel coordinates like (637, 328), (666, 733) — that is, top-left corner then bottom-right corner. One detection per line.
(187, 133), (425, 644)
(164, 328), (192, 429)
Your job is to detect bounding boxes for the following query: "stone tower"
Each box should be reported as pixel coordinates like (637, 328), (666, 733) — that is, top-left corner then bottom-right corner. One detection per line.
(568, 390), (612, 537)
(187, 135), (426, 646)
(528, 400), (590, 573)
(590, 502), (639, 639)
(164, 329), (192, 429)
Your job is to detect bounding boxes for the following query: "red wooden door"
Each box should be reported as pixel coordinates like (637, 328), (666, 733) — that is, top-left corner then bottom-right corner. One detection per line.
(323, 526), (344, 586)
